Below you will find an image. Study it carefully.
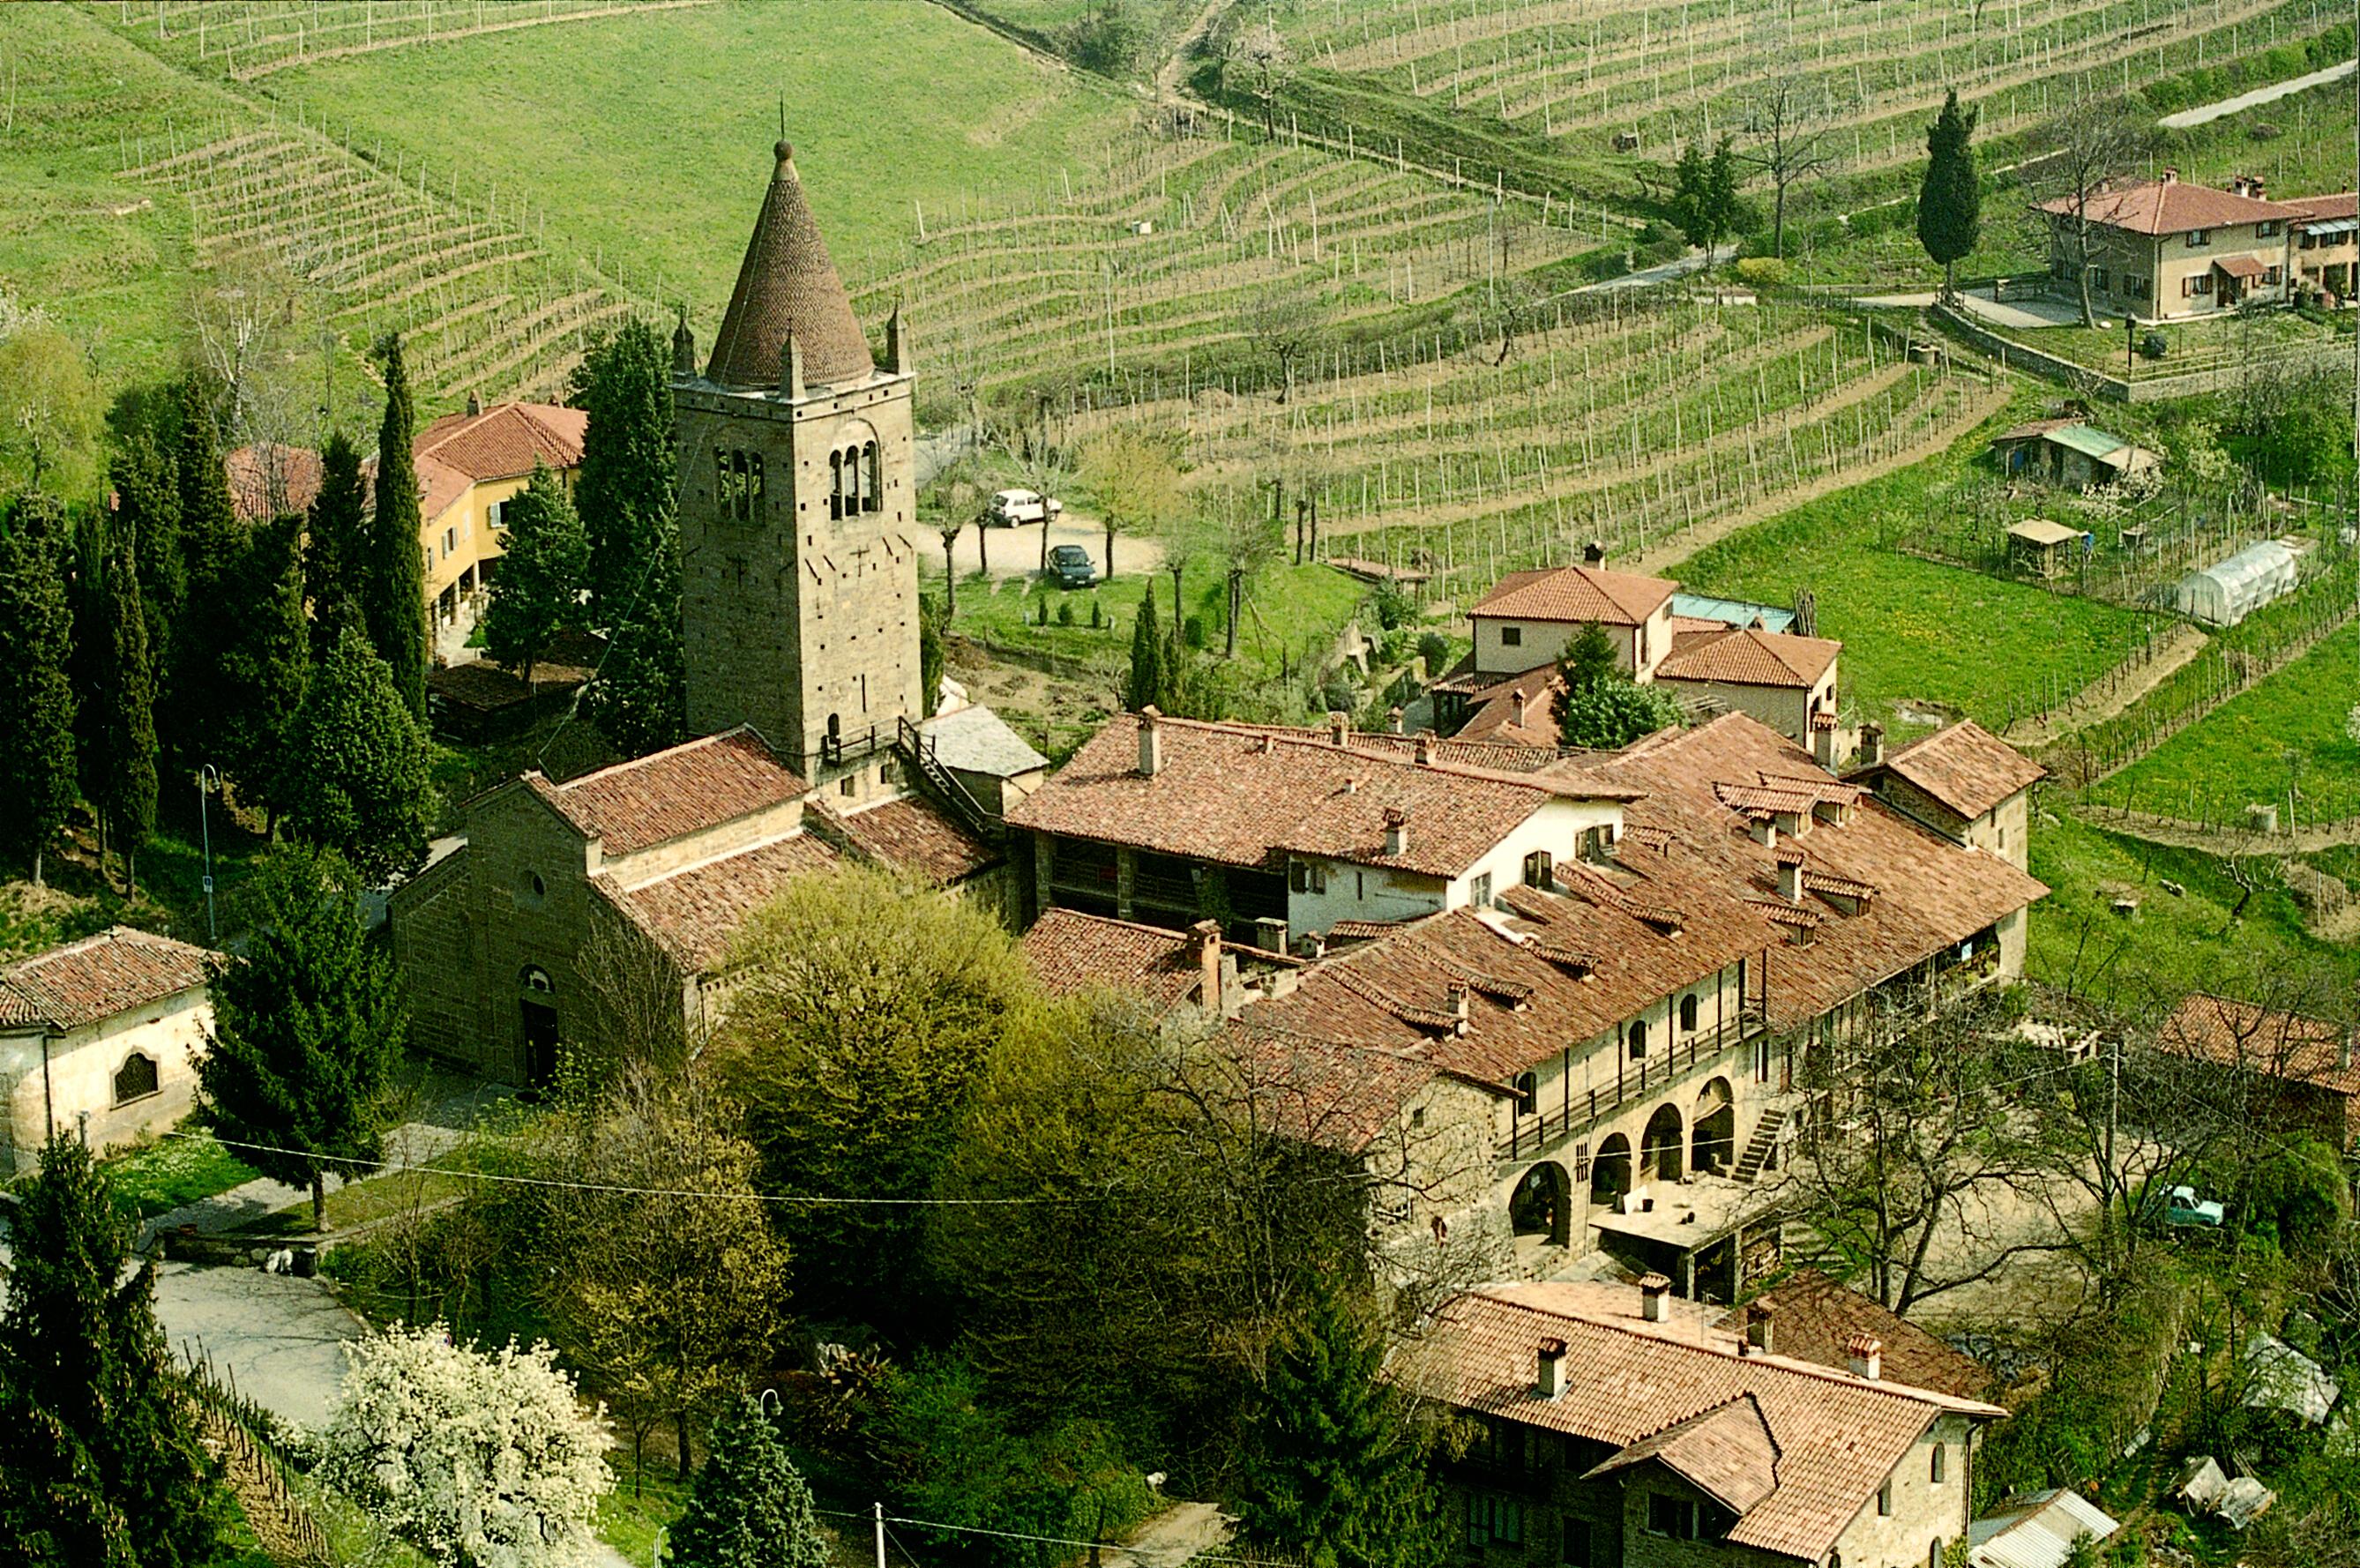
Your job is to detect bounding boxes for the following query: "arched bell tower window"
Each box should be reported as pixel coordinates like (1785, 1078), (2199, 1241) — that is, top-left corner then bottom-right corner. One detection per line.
(829, 451), (846, 520)
(863, 441), (881, 512)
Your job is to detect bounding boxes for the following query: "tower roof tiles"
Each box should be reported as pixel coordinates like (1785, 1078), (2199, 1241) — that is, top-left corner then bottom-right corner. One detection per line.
(706, 142), (875, 391)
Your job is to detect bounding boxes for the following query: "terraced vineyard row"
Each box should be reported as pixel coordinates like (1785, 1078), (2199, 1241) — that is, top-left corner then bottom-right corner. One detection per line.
(122, 113), (653, 407)
(85, 0), (712, 79)
(1068, 295), (1991, 591)
(846, 120), (1601, 399)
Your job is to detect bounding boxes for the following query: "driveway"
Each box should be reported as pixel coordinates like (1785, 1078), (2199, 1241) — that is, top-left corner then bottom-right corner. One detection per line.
(1574, 243), (1736, 292)
(920, 510), (1166, 584)
(2160, 60), (2355, 128)
(1953, 290), (2089, 331)
(152, 1261), (366, 1430)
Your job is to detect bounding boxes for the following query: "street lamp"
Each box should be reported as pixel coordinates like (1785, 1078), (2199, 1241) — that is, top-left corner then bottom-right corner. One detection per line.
(196, 765), (220, 944)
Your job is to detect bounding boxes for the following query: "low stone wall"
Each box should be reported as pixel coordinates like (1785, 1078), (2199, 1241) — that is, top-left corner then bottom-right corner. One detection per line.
(1930, 300), (2352, 401)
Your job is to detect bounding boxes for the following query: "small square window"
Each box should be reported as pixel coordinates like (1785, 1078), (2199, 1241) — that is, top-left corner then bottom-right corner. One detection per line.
(2188, 228), (2211, 247)
(1500, 625), (1523, 647)
(1469, 872), (1493, 908)
(1647, 1496), (1699, 1540)
(1878, 1482), (1893, 1517)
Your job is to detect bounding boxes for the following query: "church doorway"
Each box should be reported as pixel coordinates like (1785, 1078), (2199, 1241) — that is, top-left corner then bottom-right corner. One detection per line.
(519, 967), (559, 1089)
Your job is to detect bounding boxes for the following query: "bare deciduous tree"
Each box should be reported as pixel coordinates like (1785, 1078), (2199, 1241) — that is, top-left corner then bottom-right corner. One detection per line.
(1242, 287), (1326, 405)
(2038, 99), (2150, 328)
(1738, 81), (1836, 259)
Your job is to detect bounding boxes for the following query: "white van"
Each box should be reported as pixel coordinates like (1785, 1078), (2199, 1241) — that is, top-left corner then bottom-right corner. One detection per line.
(986, 488), (1064, 527)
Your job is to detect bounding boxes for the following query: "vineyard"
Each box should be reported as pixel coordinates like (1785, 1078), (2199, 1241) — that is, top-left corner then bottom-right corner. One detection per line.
(81, 0), (713, 79)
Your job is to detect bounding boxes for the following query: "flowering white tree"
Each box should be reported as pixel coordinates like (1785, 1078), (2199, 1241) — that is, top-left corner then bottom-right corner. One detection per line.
(319, 1324), (613, 1568)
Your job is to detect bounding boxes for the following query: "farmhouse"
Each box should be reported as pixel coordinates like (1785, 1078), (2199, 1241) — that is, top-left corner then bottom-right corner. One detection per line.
(1396, 1281), (2003, 1568)
(1848, 720), (2043, 870)
(2156, 992), (2360, 1151)
(0, 928), (217, 1176)
(2285, 190), (2359, 302)
(2034, 171), (2300, 320)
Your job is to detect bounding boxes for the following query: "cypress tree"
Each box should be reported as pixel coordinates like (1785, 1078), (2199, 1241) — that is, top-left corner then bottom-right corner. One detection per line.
(215, 511), (310, 819)
(196, 844), (406, 1234)
(1706, 135), (1742, 265)
(0, 1139), (224, 1568)
(367, 333), (428, 718)
(68, 511), (110, 819)
(571, 320), (676, 629)
(1124, 588), (1165, 713)
(304, 430), (369, 657)
(278, 623), (435, 885)
(110, 432), (182, 687)
(94, 524), (158, 896)
(583, 516), (687, 758)
(481, 461), (588, 686)
(170, 379), (247, 776)
(667, 1396), (831, 1568)
(0, 492), (78, 884)
(1917, 91), (1981, 302)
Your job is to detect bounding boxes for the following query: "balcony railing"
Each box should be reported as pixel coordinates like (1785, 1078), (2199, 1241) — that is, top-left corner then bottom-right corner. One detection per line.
(1499, 1010), (1766, 1162)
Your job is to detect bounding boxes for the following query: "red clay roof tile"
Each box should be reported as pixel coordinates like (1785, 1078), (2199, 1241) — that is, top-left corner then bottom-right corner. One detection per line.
(1472, 564), (1677, 626)
(530, 728), (806, 856)
(0, 927), (215, 1032)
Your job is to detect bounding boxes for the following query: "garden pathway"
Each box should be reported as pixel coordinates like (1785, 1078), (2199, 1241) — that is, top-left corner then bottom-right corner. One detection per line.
(2006, 622), (2211, 748)
(2072, 803), (2360, 855)
(2158, 59), (2356, 129)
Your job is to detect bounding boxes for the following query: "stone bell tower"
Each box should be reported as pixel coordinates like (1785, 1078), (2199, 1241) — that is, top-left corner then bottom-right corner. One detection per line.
(673, 139), (919, 795)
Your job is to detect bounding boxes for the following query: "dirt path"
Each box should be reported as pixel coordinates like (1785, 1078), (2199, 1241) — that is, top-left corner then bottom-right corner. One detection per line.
(2005, 622), (2211, 749)
(1620, 375), (2010, 579)
(1156, 0), (1232, 98)
(2070, 803), (2360, 855)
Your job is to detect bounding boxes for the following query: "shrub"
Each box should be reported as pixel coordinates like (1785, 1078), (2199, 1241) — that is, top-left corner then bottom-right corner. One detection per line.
(1057, 601), (1075, 627)
(1370, 577), (1416, 631)
(1183, 615), (1206, 649)
(1089, 600), (1104, 629)
(1416, 631), (1453, 673)
(1733, 257), (1788, 288)
(1318, 674), (1358, 714)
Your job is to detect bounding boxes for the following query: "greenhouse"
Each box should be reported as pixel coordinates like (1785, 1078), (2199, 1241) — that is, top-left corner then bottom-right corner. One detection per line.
(2170, 540), (2301, 627)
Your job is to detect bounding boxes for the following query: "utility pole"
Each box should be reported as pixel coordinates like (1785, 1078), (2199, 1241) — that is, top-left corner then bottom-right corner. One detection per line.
(197, 764), (220, 944)
(875, 1502), (887, 1568)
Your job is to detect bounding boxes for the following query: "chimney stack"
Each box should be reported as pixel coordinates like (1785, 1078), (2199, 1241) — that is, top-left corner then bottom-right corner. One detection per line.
(885, 302), (909, 375)
(1387, 706), (1405, 735)
(1746, 1302), (1775, 1356)
(2341, 1027), (2353, 1073)
(1846, 1333), (1883, 1381)
(1328, 711), (1351, 747)
(1415, 734), (1437, 766)
(1384, 808), (1410, 858)
(1138, 706), (1164, 776)
(1583, 540), (1607, 565)
(1750, 816), (1778, 849)
(671, 311), (697, 377)
(1776, 847), (1804, 904)
(2162, 168), (2179, 184)
(1446, 981), (1470, 1022)
(1536, 1338), (1569, 1400)
(1254, 915), (1290, 956)
(1639, 1273), (1672, 1321)
(1192, 920), (1222, 1015)
(1861, 721), (1885, 768)
(1512, 688), (1529, 727)
(465, 390), (482, 417)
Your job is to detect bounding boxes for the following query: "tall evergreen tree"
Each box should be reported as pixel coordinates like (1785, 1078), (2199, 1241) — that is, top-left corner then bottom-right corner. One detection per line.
(582, 517), (687, 758)
(1124, 588), (1165, 713)
(278, 623), (435, 884)
(1236, 1273), (1447, 1568)
(0, 493), (78, 883)
(367, 333), (428, 718)
(1669, 140), (1712, 253)
(68, 510), (110, 816)
(195, 845), (407, 1234)
(93, 523), (158, 894)
(1707, 135), (1742, 264)
(110, 432), (182, 688)
(1917, 92), (1982, 302)
(304, 430), (370, 657)
(169, 378), (248, 776)
(571, 320), (677, 629)
(215, 511), (310, 818)
(0, 1139), (224, 1568)
(667, 1397), (831, 1568)
(481, 461), (588, 686)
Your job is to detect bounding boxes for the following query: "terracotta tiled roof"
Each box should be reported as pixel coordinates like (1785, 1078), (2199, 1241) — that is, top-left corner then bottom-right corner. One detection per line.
(815, 795), (997, 885)
(1595, 715), (2048, 1032)
(2288, 190), (2360, 222)
(1656, 626), (1840, 690)
(594, 833), (840, 973)
(224, 442), (324, 522)
(706, 144), (874, 390)
(1226, 1022), (1448, 1154)
(1873, 721), (2047, 822)
(530, 728), (806, 856)
(1006, 714), (1563, 879)
(1471, 564), (1677, 626)
(2033, 178), (2304, 235)
(1022, 908), (1204, 1012)
(1585, 1393), (1781, 1514)
(1454, 667), (1568, 749)
(415, 401), (588, 483)
(1395, 1284), (2003, 1563)
(412, 451), (473, 525)
(2158, 993), (2360, 1096)
(0, 927), (215, 1032)
(1714, 1270), (1994, 1400)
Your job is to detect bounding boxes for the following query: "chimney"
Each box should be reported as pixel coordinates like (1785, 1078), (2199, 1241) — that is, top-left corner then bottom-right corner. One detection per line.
(465, 390), (482, 417)
(1536, 1338), (1569, 1400)
(2341, 1027), (2353, 1073)
(1254, 915), (1290, 956)
(1301, 931), (1328, 960)
(1512, 688), (1528, 727)
(2161, 168), (2178, 184)
(1639, 1273), (1672, 1321)
(780, 329), (805, 399)
(1583, 540), (1607, 565)
(671, 311), (697, 377)
(1415, 734), (1437, 766)
(1775, 847), (1804, 904)
(1446, 982), (1470, 1022)
(1746, 1302), (1775, 1356)
(1328, 711), (1351, 747)
(1387, 706), (1405, 735)
(1384, 807), (1410, 858)
(1846, 1333), (1883, 1381)
(1750, 816), (1778, 849)
(1192, 920), (1222, 1015)
(1138, 706), (1164, 776)
(1860, 721), (1885, 768)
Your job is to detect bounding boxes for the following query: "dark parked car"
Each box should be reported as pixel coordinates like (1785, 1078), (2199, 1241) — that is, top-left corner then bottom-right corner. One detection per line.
(1048, 543), (1096, 588)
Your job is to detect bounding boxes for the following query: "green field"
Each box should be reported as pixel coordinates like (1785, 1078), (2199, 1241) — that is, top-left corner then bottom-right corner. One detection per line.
(262, 0), (1130, 315)
(97, 1129), (259, 1221)
(2112, 621), (2360, 825)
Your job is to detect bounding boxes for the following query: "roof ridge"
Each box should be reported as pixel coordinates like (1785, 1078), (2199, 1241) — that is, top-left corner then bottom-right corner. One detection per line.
(599, 825), (813, 894)
(548, 725), (762, 794)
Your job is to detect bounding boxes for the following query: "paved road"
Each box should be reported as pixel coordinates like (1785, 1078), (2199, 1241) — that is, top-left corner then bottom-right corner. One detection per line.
(2159, 59), (2355, 129)
(153, 1262), (365, 1430)
(1572, 242), (1736, 292)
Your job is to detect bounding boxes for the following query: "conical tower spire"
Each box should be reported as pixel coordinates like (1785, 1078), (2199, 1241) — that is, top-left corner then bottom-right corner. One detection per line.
(705, 140), (873, 391)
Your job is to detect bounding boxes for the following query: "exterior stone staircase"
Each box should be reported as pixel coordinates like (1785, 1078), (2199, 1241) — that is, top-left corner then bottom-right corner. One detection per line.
(1733, 1107), (1788, 1184)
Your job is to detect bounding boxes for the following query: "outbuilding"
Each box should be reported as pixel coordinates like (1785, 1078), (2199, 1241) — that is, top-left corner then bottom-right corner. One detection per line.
(2171, 539), (2300, 626)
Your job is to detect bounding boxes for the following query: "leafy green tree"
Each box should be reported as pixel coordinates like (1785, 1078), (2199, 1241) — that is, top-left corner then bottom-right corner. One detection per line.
(1669, 138), (1741, 265)
(919, 590), (946, 717)
(367, 333), (428, 717)
(1707, 136), (1742, 262)
(278, 623), (435, 884)
(0, 492), (78, 882)
(0, 325), (104, 500)
(668, 1395), (831, 1568)
(582, 515), (687, 758)
(195, 845), (407, 1232)
(482, 462), (587, 686)
(0, 1139), (224, 1568)
(215, 511), (309, 819)
(720, 866), (1034, 1325)
(304, 431), (369, 656)
(1554, 679), (1684, 750)
(571, 320), (676, 628)
(93, 521), (159, 893)
(1557, 621), (1620, 690)
(1917, 92), (1981, 302)
(1124, 586), (1166, 712)
(1237, 1273), (1448, 1568)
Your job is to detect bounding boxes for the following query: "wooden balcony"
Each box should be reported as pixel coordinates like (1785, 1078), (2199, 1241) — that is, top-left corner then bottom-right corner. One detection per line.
(1499, 1010), (1766, 1163)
